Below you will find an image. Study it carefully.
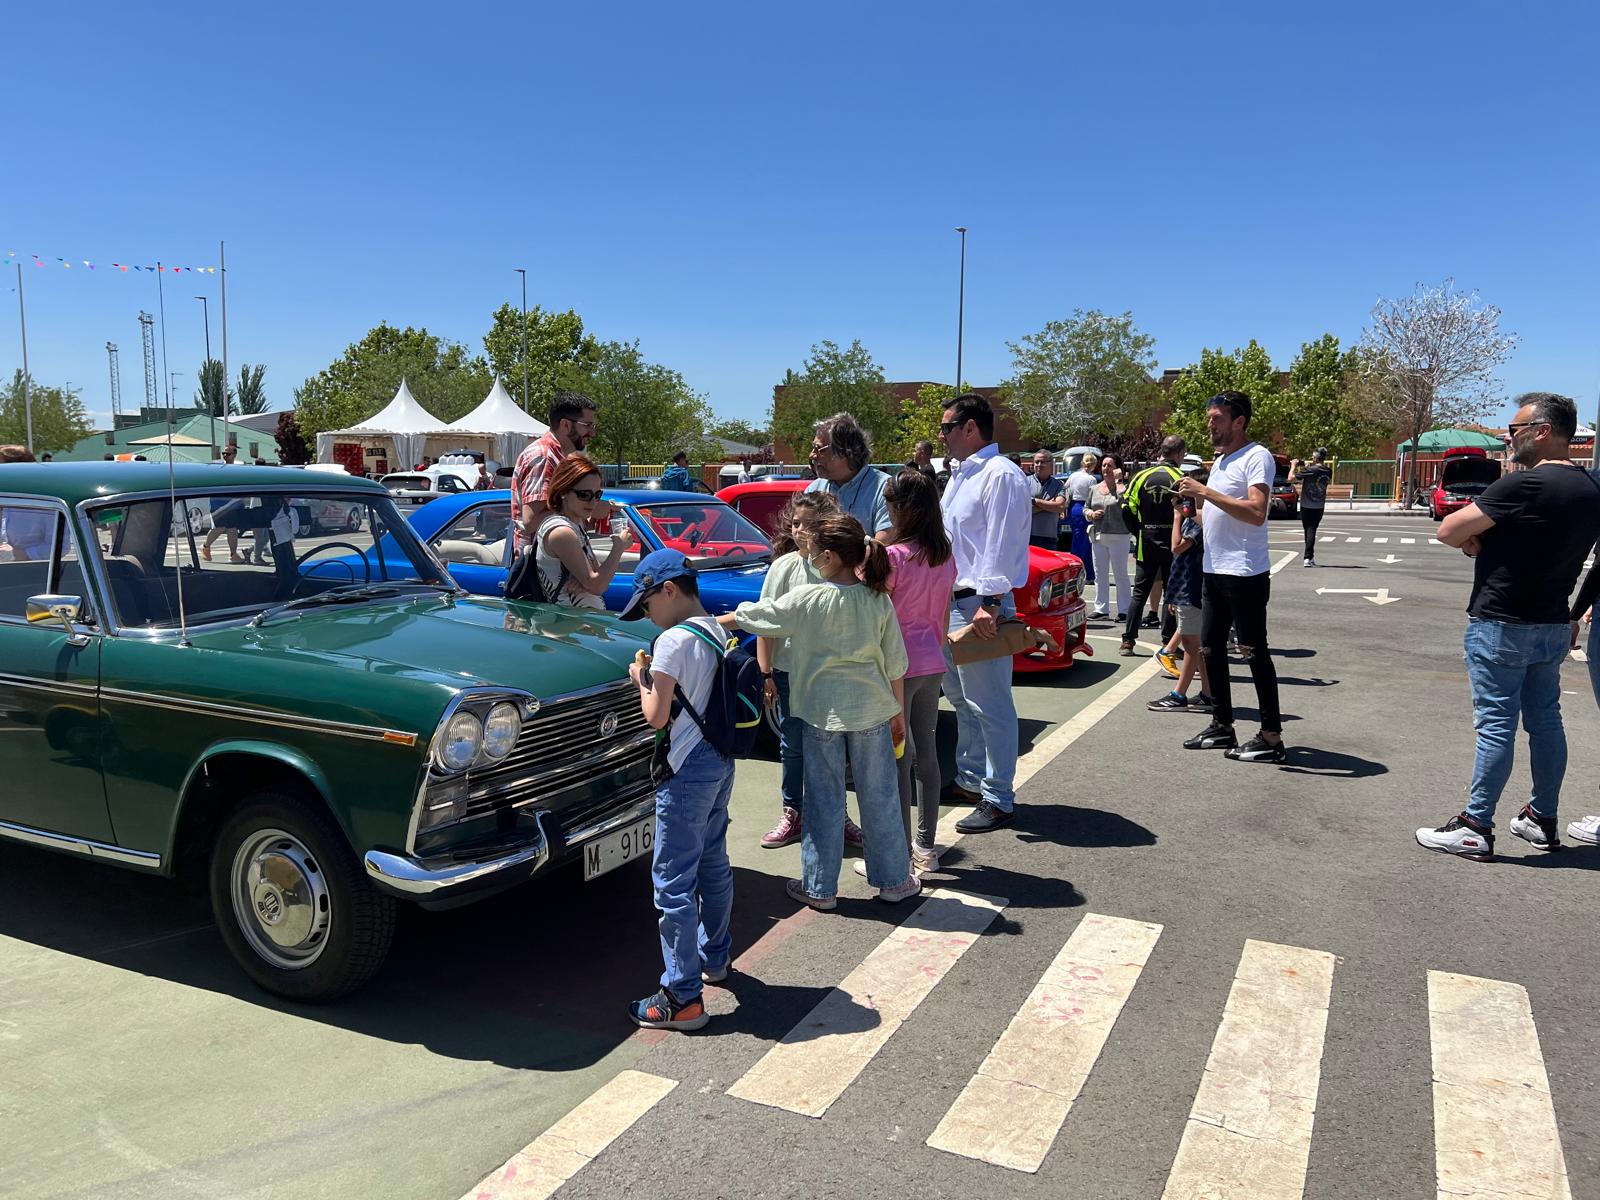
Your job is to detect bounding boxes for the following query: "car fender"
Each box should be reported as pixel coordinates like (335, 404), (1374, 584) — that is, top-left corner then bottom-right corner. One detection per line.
(168, 739), (348, 867)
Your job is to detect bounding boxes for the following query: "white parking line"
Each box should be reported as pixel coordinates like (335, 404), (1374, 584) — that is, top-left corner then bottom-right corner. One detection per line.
(1401, 537), (1416, 544)
(1373, 537), (1388, 544)
(1319, 536), (1334, 543)
(1345, 536), (1361, 543)
(1428, 971), (1572, 1200)
(460, 1070), (678, 1200)
(1161, 940), (1336, 1200)
(927, 913), (1163, 1172)
(726, 889), (1006, 1118)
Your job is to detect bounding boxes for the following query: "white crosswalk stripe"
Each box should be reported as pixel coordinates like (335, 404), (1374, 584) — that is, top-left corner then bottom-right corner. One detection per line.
(1428, 971), (1572, 1200)
(1374, 536), (1389, 543)
(927, 913), (1162, 1172)
(726, 888), (1005, 1117)
(1402, 537), (1416, 544)
(1161, 940), (1336, 1199)
(1320, 535), (1335, 543)
(1345, 536), (1361, 543)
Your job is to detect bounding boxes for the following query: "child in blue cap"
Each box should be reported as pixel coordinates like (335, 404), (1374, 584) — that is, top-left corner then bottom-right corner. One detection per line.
(620, 548), (735, 1031)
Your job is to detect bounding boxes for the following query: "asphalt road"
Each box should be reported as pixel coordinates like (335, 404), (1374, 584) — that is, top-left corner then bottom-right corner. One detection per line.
(4, 515), (1596, 1200)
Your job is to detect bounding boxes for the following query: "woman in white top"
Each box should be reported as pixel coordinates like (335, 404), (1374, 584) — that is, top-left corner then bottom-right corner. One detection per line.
(1084, 453), (1131, 620)
(533, 454), (634, 608)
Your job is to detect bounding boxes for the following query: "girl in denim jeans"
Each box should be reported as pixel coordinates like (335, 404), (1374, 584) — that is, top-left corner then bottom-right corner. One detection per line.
(722, 514), (918, 907)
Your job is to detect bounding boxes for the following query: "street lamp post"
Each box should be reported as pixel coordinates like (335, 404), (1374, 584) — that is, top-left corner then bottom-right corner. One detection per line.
(514, 268), (530, 415)
(195, 295), (214, 456)
(16, 264), (33, 454)
(954, 227), (967, 397)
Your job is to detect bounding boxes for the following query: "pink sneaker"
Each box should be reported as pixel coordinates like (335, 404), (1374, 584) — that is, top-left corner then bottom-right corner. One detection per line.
(844, 817), (865, 847)
(760, 808), (802, 849)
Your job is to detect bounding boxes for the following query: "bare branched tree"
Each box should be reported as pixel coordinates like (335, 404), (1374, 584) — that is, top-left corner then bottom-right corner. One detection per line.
(1354, 279), (1518, 504)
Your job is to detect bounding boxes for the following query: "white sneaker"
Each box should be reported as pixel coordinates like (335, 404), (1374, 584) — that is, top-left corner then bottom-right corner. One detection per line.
(911, 844), (941, 875)
(1302, 559), (1315, 568)
(1566, 815), (1600, 845)
(1415, 814), (1494, 861)
(851, 858), (868, 878)
(877, 876), (923, 904)
(1507, 805), (1562, 851)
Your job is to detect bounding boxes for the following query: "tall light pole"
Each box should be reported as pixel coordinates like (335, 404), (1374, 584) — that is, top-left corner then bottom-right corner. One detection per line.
(16, 264), (33, 454)
(514, 267), (530, 415)
(195, 294), (214, 456)
(954, 227), (967, 396)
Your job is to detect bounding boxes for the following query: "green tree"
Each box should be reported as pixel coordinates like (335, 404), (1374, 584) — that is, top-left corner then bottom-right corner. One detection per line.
(1002, 310), (1160, 446)
(275, 409), (312, 465)
(886, 382), (965, 462)
(570, 340), (716, 469)
(295, 323), (491, 436)
(482, 304), (599, 419)
(1279, 334), (1392, 458)
(769, 340), (896, 461)
(708, 417), (768, 447)
(0, 371), (95, 453)
(193, 358), (235, 416)
(1163, 341), (1284, 451)
(236, 364), (269, 415)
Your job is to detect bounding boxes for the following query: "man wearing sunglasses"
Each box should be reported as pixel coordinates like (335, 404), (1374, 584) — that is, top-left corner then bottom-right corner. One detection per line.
(512, 390), (599, 551)
(939, 393), (1031, 833)
(803, 412), (893, 537)
(1418, 392), (1600, 861)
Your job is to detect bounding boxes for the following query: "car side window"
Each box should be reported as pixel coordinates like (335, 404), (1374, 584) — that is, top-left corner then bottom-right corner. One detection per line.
(430, 507), (509, 566)
(0, 504), (59, 618)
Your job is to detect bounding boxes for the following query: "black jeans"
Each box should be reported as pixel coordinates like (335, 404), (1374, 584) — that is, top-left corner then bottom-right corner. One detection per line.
(1300, 507), (1324, 559)
(1201, 571), (1281, 734)
(1123, 543), (1173, 645)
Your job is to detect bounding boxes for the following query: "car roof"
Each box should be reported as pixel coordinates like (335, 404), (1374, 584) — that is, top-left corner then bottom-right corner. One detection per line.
(717, 479), (808, 499)
(0, 462), (387, 507)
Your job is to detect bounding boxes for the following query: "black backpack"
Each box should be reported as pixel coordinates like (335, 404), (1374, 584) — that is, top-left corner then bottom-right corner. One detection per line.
(658, 622), (765, 761)
(504, 526), (570, 604)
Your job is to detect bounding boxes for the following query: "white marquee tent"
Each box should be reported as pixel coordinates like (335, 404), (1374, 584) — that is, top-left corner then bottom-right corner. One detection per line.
(428, 378), (549, 467)
(314, 378), (448, 473)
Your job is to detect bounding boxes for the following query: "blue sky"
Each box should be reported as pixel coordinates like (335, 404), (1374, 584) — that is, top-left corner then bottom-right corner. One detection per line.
(5, 1), (1597, 431)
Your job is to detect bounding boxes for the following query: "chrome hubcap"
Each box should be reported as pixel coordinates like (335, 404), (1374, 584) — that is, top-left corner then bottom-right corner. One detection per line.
(231, 828), (331, 970)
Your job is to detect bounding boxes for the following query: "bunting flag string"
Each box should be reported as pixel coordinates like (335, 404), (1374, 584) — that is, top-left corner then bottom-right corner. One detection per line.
(4, 249), (217, 274)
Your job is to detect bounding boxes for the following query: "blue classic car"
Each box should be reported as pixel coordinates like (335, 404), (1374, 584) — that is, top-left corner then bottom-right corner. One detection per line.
(406, 488), (774, 618)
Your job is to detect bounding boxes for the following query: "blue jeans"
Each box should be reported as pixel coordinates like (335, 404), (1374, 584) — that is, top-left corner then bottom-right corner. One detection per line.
(942, 593), (1020, 812)
(652, 740), (735, 1002)
(1069, 502), (1094, 582)
(801, 720), (909, 896)
(773, 669), (804, 812)
(1462, 618), (1571, 828)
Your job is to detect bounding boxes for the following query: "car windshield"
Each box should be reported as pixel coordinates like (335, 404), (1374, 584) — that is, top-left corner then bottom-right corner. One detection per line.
(631, 502), (771, 566)
(87, 490), (451, 630)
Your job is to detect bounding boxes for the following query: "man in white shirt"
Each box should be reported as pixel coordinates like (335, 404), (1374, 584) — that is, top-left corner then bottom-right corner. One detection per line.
(1175, 390), (1285, 763)
(940, 393), (1032, 831)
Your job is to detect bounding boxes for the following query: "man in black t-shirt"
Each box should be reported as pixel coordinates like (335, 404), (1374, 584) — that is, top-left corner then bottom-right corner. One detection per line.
(1289, 449), (1333, 565)
(1416, 393), (1600, 861)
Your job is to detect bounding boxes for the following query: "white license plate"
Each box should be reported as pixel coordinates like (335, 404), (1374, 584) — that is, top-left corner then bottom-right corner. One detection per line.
(1067, 607), (1087, 631)
(582, 815), (654, 881)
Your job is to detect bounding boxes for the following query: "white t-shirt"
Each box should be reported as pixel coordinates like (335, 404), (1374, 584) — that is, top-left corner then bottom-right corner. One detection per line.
(1202, 442), (1275, 576)
(651, 614), (725, 772)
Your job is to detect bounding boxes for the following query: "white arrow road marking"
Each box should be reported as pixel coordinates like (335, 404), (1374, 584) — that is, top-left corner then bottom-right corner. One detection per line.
(1315, 587), (1401, 606)
(1378, 554), (1402, 564)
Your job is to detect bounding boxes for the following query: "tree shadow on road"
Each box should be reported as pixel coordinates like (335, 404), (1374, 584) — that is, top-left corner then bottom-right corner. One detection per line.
(1275, 747), (1389, 779)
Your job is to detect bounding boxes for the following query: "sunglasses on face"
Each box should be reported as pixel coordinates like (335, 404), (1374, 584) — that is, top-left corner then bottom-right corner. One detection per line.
(940, 419), (965, 434)
(809, 442), (833, 456)
(569, 488), (602, 502)
(1507, 421), (1549, 435)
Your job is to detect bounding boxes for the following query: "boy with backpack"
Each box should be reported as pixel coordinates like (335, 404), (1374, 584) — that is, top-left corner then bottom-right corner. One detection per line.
(621, 549), (744, 1031)
(1147, 473), (1214, 713)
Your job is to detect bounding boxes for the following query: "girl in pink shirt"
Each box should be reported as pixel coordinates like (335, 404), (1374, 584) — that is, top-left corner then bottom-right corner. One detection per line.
(884, 469), (956, 870)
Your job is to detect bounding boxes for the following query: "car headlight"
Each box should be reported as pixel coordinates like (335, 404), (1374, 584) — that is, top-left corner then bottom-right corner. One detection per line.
(1038, 579), (1053, 608)
(481, 702), (521, 760)
(437, 711), (483, 772)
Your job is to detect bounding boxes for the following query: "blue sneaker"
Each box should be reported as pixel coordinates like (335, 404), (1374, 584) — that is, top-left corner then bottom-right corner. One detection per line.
(629, 987), (708, 1031)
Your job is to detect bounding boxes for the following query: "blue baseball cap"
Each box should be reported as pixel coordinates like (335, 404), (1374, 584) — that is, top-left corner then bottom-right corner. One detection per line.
(619, 549), (698, 620)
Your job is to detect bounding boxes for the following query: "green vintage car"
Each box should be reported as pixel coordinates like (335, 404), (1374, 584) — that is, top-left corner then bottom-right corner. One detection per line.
(0, 463), (656, 1000)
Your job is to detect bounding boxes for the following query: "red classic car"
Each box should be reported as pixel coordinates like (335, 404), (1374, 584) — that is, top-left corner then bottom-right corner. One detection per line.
(1430, 446), (1501, 520)
(716, 479), (1091, 671)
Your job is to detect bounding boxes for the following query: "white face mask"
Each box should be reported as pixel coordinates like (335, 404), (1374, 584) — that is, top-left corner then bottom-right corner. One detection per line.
(808, 553), (829, 573)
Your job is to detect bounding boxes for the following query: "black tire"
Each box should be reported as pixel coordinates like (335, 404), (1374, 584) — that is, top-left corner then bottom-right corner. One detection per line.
(208, 789), (397, 1003)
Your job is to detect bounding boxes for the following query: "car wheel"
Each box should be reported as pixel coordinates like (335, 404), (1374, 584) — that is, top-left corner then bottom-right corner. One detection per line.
(208, 790), (397, 1002)
(346, 510), (363, 532)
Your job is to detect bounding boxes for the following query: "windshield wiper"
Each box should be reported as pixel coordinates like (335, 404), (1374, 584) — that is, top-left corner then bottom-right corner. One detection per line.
(252, 581), (450, 626)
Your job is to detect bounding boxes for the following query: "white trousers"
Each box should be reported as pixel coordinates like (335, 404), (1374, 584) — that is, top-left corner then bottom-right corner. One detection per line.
(1092, 534), (1133, 615)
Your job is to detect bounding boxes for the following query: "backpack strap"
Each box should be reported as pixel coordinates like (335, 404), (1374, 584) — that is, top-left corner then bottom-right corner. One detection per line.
(666, 620), (727, 743)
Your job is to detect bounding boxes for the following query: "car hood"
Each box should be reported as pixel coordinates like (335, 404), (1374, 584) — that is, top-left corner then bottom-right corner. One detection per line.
(1440, 458), (1501, 488)
(187, 593), (650, 700)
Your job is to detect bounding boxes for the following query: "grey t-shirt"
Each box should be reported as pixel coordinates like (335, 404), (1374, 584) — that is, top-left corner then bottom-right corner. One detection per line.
(1028, 474), (1065, 540)
(1089, 483), (1129, 536)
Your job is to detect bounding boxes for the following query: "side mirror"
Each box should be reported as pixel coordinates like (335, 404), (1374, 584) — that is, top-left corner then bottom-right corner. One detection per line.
(26, 595), (90, 645)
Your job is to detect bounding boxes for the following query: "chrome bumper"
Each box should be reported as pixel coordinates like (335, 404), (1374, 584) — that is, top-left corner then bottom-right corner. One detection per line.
(363, 793), (656, 901)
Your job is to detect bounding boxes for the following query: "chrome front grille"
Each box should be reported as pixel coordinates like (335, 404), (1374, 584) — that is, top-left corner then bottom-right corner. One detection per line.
(460, 682), (653, 823)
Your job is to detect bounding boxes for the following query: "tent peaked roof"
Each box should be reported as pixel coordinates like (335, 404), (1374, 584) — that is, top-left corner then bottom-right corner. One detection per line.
(440, 378), (549, 435)
(345, 378), (448, 434)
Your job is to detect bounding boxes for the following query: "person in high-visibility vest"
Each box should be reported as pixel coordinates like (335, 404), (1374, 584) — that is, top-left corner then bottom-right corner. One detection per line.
(1120, 436), (1188, 655)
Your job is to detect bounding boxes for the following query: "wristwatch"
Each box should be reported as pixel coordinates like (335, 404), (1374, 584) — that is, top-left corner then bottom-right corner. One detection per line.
(980, 594), (1003, 610)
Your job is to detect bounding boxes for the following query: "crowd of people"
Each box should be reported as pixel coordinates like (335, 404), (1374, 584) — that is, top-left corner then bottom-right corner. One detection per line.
(498, 385), (1599, 1032)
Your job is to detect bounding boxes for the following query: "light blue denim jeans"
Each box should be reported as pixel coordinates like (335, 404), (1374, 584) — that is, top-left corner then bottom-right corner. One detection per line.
(942, 593), (1020, 813)
(652, 739), (736, 1001)
(773, 669), (804, 812)
(801, 720), (909, 896)
(1462, 617), (1571, 828)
